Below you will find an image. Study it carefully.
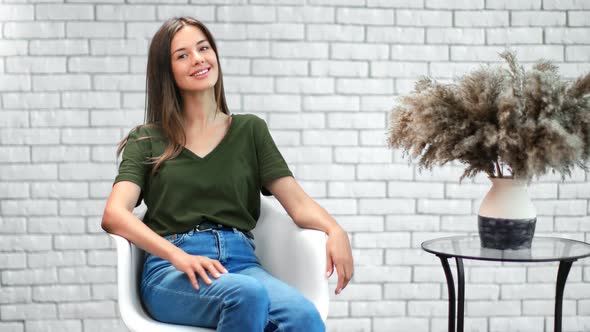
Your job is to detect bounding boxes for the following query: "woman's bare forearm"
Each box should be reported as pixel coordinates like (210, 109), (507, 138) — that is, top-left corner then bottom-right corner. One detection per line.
(102, 207), (185, 263)
(290, 198), (343, 236)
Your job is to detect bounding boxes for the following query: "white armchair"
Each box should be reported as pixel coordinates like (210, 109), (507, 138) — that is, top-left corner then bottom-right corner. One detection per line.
(109, 195), (330, 332)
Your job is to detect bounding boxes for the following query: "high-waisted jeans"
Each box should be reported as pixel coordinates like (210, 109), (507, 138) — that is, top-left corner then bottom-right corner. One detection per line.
(140, 228), (325, 332)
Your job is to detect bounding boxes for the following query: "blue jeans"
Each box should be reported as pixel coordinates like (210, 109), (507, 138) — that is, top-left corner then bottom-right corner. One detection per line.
(140, 228), (325, 332)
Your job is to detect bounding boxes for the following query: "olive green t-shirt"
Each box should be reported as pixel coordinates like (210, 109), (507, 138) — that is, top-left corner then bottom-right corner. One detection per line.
(113, 114), (293, 236)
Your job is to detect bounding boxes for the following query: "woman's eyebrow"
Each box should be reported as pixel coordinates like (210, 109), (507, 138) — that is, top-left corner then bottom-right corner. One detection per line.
(172, 39), (208, 54)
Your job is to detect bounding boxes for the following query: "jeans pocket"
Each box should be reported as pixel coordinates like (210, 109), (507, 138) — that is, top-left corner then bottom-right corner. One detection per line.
(163, 233), (186, 246)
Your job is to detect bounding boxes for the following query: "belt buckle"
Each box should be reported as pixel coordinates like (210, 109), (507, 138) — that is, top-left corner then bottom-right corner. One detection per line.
(196, 221), (217, 232)
(195, 225), (211, 232)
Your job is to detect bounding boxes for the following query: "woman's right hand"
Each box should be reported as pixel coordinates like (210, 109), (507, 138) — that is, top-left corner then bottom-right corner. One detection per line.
(103, 182), (229, 291)
(170, 252), (228, 290)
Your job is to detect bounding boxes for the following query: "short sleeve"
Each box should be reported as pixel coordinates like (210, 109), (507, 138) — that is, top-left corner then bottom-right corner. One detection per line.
(113, 127), (151, 207)
(254, 117), (293, 196)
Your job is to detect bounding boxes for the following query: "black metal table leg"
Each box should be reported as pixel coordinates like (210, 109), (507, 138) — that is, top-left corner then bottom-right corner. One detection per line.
(554, 260), (574, 332)
(438, 255), (455, 332)
(455, 258), (465, 332)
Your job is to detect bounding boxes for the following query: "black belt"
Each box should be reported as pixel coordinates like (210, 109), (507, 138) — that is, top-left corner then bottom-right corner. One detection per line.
(195, 220), (254, 240)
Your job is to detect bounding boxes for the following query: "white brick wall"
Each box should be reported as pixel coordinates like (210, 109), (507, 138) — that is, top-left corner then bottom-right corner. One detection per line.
(1, 1), (589, 332)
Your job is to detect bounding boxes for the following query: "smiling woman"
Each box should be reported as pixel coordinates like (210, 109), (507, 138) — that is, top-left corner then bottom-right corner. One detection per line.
(136, 17), (231, 173)
(101, 16), (354, 332)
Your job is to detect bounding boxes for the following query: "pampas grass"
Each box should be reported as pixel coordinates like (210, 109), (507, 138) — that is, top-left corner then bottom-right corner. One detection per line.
(388, 51), (590, 181)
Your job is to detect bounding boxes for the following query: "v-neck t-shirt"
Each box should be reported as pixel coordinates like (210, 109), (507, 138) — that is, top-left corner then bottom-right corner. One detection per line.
(113, 113), (293, 236)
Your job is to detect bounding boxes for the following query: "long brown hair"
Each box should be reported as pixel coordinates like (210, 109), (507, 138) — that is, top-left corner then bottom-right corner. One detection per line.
(116, 16), (230, 176)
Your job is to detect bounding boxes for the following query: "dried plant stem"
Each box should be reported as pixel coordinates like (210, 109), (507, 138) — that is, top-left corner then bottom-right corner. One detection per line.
(494, 160), (503, 177)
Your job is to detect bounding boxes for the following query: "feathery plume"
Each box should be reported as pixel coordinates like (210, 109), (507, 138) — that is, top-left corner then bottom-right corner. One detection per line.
(388, 51), (590, 180)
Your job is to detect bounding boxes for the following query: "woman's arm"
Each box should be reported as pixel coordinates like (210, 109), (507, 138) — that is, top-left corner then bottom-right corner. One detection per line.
(102, 181), (227, 289)
(265, 176), (354, 295)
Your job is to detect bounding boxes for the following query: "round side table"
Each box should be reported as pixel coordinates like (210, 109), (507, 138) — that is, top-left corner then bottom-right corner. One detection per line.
(422, 236), (590, 332)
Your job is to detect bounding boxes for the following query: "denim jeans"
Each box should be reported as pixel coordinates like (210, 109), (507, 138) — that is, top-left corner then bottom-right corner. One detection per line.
(140, 228), (325, 332)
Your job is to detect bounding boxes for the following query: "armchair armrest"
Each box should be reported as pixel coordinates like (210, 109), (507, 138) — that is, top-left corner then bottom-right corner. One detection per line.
(252, 196), (330, 321)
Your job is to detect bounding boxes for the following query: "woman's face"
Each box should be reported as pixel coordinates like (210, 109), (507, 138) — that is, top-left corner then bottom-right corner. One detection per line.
(170, 24), (219, 94)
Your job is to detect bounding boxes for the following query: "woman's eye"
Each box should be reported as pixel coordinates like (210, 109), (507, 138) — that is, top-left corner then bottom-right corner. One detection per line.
(178, 54), (186, 59)
(200, 46), (209, 51)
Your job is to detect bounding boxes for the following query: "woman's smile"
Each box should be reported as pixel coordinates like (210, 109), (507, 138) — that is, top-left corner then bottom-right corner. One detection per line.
(190, 67), (210, 79)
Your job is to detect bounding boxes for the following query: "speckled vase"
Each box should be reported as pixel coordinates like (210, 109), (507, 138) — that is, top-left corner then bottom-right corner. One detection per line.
(478, 177), (537, 250)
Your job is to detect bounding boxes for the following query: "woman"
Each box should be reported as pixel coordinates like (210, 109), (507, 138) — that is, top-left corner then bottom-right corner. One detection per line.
(101, 16), (354, 331)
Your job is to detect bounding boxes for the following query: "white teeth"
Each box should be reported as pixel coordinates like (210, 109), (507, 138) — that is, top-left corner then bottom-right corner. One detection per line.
(193, 69), (208, 76)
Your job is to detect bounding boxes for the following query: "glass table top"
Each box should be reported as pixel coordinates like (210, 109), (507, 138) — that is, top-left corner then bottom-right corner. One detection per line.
(422, 236), (590, 262)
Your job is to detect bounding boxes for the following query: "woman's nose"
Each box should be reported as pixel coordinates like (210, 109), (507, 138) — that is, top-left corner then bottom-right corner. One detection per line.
(192, 50), (204, 63)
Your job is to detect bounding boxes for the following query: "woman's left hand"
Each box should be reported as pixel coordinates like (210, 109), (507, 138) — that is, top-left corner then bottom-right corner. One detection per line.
(326, 226), (354, 295)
